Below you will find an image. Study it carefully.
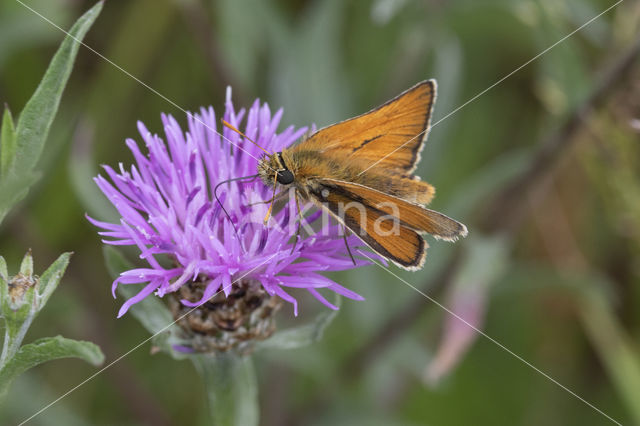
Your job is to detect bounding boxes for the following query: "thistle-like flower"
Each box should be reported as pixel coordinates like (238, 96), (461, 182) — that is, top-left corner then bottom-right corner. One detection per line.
(89, 89), (370, 336)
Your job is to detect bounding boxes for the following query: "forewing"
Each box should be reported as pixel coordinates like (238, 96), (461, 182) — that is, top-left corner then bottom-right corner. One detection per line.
(294, 80), (436, 174)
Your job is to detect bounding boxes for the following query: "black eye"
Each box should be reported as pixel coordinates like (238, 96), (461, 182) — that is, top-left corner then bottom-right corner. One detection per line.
(276, 170), (294, 185)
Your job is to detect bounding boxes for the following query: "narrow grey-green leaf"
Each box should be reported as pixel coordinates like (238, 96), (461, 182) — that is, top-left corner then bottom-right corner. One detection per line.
(18, 250), (33, 277)
(0, 256), (7, 282)
(11, 1), (103, 176)
(1, 105), (16, 177)
(0, 336), (104, 400)
(37, 252), (72, 309)
(0, 171), (39, 225)
(256, 294), (341, 351)
(103, 245), (132, 281)
(579, 293), (640, 425)
(103, 246), (174, 335)
(0, 256), (8, 313)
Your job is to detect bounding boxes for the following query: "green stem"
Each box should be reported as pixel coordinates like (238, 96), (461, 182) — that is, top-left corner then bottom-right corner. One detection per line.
(0, 314), (33, 369)
(191, 354), (259, 426)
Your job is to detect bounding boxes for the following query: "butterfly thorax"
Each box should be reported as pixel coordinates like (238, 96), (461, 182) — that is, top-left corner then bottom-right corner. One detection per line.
(258, 148), (435, 205)
(257, 149), (361, 196)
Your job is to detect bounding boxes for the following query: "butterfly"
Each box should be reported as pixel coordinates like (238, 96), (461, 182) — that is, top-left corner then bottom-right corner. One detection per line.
(225, 80), (467, 270)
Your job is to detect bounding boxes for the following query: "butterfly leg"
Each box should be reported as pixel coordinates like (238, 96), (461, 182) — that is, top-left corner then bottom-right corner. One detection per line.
(248, 190), (288, 207)
(290, 191), (303, 254)
(342, 226), (356, 266)
(263, 174), (279, 223)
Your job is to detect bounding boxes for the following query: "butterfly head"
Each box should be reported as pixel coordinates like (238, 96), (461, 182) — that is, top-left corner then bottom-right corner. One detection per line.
(258, 152), (295, 187)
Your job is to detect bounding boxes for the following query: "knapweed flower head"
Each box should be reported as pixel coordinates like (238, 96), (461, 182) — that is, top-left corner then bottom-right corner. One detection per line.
(89, 88), (371, 319)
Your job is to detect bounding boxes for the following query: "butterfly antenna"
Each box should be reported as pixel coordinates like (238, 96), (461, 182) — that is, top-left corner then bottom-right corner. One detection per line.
(214, 174), (260, 252)
(222, 120), (271, 155)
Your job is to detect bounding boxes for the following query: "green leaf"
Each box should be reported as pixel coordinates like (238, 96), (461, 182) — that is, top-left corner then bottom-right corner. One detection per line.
(0, 336), (104, 400)
(18, 249), (33, 277)
(37, 252), (72, 309)
(0, 2), (102, 225)
(256, 294), (341, 351)
(11, 1), (103, 177)
(0, 105), (16, 177)
(103, 246), (174, 335)
(0, 257), (8, 316)
(103, 245), (131, 282)
(578, 292), (640, 425)
(0, 255), (7, 285)
(191, 354), (258, 426)
(0, 171), (39, 225)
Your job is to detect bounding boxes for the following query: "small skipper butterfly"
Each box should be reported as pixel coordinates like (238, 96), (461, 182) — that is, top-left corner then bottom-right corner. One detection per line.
(224, 80), (467, 270)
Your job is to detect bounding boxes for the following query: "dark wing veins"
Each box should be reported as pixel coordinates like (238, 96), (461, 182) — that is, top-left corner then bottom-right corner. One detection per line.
(351, 134), (382, 153)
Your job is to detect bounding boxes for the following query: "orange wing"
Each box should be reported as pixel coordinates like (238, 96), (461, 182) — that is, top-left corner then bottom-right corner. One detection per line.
(317, 179), (467, 241)
(294, 80), (436, 175)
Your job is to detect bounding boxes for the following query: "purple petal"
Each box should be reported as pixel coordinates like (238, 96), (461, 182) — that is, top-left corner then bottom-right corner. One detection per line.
(117, 281), (161, 318)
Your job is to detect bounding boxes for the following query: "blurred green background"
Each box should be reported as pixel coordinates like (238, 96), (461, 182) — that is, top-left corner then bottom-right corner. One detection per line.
(1, 0), (639, 424)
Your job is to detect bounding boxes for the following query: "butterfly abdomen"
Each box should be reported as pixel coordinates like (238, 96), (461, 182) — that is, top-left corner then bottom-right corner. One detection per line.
(288, 149), (435, 205)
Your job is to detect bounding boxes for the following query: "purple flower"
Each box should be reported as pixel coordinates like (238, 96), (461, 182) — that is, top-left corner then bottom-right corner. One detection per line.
(89, 88), (371, 318)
